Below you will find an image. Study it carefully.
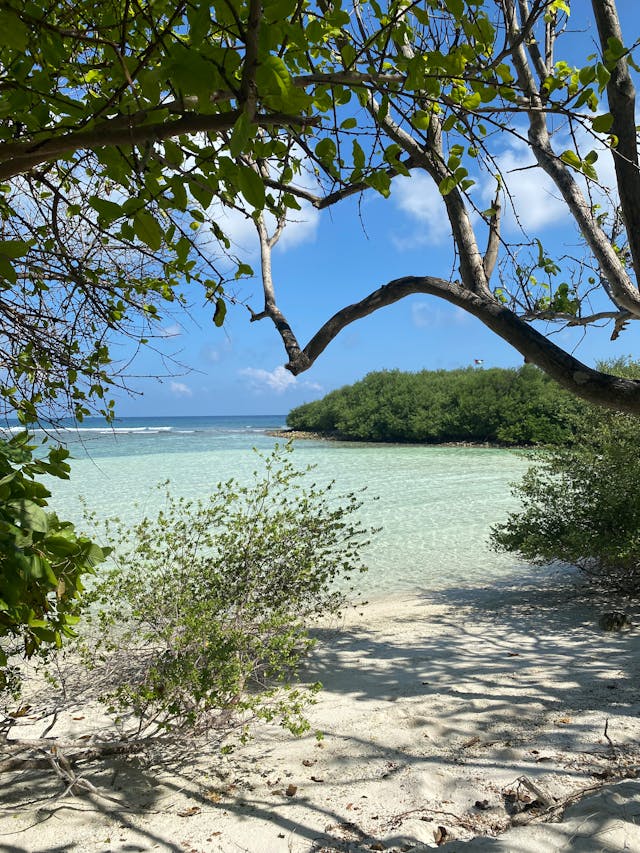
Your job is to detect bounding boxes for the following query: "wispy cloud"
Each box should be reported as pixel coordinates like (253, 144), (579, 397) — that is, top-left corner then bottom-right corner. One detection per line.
(210, 202), (319, 258)
(411, 302), (470, 328)
(391, 173), (452, 248)
(170, 381), (193, 397)
(160, 323), (182, 338)
(240, 365), (322, 394)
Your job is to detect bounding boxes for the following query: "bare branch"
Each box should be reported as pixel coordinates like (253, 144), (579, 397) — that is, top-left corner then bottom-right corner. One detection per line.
(250, 215), (308, 369)
(483, 187), (502, 282)
(591, 0), (640, 284)
(282, 274), (640, 412)
(517, 0), (550, 82)
(503, 0), (640, 317)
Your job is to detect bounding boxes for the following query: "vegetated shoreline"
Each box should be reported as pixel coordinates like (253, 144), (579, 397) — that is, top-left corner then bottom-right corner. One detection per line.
(267, 428), (530, 449)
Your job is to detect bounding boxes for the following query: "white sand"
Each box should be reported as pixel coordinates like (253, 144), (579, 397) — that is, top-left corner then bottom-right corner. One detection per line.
(1, 575), (640, 852)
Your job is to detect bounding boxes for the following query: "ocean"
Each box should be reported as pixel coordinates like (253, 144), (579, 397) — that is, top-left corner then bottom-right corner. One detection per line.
(31, 415), (534, 596)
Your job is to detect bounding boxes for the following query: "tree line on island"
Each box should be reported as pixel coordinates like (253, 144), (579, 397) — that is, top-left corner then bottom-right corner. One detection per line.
(286, 364), (588, 446)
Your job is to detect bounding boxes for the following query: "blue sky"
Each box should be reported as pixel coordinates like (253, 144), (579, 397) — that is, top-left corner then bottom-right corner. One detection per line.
(113, 6), (640, 418)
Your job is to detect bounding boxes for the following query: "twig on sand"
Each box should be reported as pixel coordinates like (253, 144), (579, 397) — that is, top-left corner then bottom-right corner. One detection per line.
(40, 746), (130, 807)
(0, 737), (152, 773)
(604, 718), (616, 755)
(508, 770), (640, 827)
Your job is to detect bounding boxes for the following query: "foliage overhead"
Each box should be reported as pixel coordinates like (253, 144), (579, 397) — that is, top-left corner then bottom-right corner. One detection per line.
(78, 445), (371, 739)
(3, 1), (640, 419)
(287, 365), (585, 445)
(0, 432), (107, 692)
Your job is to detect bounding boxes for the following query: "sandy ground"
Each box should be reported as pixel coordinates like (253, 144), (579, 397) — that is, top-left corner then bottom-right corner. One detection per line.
(1, 573), (640, 852)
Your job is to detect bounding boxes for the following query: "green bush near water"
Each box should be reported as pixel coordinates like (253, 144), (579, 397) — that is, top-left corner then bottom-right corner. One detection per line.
(0, 432), (108, 696)
(78, 445), (372, 741)
(491, 361), (640, 595)
(287, 365), (584, 445)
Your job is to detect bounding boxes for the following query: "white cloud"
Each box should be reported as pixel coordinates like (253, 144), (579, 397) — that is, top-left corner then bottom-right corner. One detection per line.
(194, 144), (322, 259)
(391, 173), (452, 247)
(482, 123), (620, 235)
(160, 323), (182, 338)
(170, 381), (193, 397)
(411, 302), (470, 328)
(274, 203), (319, 250)
(240, 365), (322, 394)
(208, 202), (319, 258)
(484, 140), (567, 232)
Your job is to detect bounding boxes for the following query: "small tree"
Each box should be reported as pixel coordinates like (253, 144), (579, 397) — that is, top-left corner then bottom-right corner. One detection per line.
(0, 433), (108, 695)
(80, 445), (372, 741)
(491, 363), (640, 594)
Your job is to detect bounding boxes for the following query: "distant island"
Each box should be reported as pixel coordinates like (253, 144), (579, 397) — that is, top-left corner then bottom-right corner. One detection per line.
(284, 365), (585, 446)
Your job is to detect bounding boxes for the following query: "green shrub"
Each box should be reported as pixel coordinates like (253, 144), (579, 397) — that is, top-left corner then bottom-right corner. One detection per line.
(491, 361), (640, 594)
(0, 432), (107, 694)
(80, 445), (373, 741)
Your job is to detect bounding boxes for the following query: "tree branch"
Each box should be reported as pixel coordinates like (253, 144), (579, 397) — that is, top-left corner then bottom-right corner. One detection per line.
(483, 187), (502, 281)
(239, 0), (262, 121)
(591, 0), (640, 285)
(0, 110), (318, 182)
(503, 0), (640, 317)
(280, 274), (640, 411)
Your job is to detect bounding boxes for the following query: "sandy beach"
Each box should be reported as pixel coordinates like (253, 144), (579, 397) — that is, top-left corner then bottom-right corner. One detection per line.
(1, 573), (639, 852)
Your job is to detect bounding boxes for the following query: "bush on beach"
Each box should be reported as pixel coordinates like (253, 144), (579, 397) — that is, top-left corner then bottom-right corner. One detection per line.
(78, 445), (372, 742)
(0, 432), (108, 698)
(491, 360), (640, 596)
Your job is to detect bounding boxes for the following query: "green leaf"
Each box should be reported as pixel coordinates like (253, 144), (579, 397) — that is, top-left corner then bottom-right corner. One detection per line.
(0, 255), (17, 285)
(133, 211), (163, 251)
(352, 140), (365, 170)
(560, 149), (582, 170)
(45, 535), (80, 557)
(591, 113), (613, 133)
(213, 297), (227, 327)
(438, 175), (458, 196)
(189, 177), (214, 210)
(89, 197), (124, 224)
(366, 170), (391, 197)
(0, 10), (29, 51)
(605, 36), (627, 67)
(8, 499), (49, 534)
(256, 55), (306, 112)
(229, 112), (253, 159)
(236, 165), (265, 209)
(0, 240), (31, 259)
(315, 138), (337, 164)
(412, 110), (430, 130)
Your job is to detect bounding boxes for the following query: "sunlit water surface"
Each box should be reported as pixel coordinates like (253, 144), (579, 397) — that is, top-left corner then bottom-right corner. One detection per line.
(33, 415), (534, 596)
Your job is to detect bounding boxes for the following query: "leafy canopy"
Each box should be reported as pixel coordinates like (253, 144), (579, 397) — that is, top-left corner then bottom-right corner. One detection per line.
(3, 1), (640, 420)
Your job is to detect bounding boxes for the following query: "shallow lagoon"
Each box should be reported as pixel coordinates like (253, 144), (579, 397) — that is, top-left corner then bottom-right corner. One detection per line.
(41, 415), (533, 595)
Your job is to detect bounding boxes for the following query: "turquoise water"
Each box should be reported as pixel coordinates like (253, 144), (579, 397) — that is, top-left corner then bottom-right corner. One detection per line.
(34, 415), (533, 595)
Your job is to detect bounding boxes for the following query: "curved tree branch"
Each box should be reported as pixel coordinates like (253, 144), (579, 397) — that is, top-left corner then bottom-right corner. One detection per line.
(0, 110), (319, 182)
(282, 275), (640, 412)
